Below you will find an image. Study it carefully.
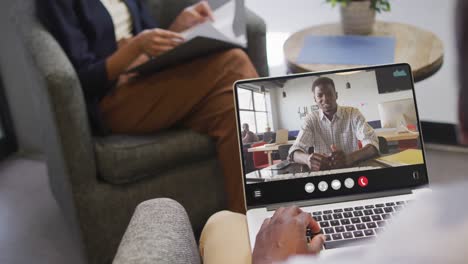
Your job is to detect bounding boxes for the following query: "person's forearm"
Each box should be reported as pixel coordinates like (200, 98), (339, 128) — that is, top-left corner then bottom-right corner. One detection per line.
(292, 151), (309, 165)
(105, 37), (142, 81)
(348, 145), (379, 165)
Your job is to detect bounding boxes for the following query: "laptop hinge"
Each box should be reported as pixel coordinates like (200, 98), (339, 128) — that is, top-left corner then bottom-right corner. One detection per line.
(266, 189), (413, 211)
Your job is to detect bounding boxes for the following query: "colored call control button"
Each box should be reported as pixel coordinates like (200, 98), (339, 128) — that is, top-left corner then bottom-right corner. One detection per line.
(358, 176), (368, 187)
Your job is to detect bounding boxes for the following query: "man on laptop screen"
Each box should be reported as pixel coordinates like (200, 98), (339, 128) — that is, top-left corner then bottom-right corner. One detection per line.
(289, 77), (379, 172)
(243, 67), (423, 185)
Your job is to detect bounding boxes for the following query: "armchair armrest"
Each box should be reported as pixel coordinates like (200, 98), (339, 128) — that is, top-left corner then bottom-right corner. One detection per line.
(113, 198), (201, 264)
(245, 8), (269, 77)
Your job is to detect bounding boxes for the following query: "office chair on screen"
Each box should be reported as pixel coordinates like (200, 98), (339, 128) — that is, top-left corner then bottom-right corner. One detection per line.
(251, 142), (281, 169)
(278, 144), (293, 160)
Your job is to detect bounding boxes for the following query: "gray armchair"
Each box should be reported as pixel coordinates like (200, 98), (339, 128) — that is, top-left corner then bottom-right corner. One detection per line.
(113, 198), (203, 264)
(13, 0), (268, 263)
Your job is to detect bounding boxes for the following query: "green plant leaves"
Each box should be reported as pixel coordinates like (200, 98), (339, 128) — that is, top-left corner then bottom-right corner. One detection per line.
(325, 0), (391, 12)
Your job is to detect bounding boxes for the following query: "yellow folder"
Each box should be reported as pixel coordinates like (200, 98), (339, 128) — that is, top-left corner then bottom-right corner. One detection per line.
(376, 149), (423, 166)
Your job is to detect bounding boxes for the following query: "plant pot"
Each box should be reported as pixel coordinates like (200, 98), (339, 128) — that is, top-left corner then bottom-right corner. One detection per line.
(340, 0), (376, 35)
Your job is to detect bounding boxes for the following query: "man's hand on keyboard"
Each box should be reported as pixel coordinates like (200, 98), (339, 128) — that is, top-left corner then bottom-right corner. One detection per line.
(252, 206), (325, 264)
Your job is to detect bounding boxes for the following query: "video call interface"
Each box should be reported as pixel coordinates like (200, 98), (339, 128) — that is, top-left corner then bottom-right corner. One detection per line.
(236, 66), (424, 186)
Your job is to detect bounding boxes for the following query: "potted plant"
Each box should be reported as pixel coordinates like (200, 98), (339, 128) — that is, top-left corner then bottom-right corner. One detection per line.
(326, 0), (391, 35)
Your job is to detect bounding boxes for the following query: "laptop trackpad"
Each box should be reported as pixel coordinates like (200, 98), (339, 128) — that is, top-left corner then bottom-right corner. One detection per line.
(320, 243), (367, 259)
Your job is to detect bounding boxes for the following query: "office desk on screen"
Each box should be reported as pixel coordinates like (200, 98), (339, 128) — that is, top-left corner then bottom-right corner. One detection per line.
(245, 160), (386, 184)
(247, 140), (296, 165)
(376, 130), (420, 142)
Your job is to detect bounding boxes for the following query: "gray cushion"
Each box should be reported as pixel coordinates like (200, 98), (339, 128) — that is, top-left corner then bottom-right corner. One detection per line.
(95, 130), (216, 184)
(113, 198), (201, 264)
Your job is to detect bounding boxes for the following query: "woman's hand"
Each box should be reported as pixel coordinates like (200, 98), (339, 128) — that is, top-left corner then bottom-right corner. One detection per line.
(115, 53), (150, 86)
(106, 29), (182, 81)
(169, 1), (214, 32)
(135, 28), (185, 57)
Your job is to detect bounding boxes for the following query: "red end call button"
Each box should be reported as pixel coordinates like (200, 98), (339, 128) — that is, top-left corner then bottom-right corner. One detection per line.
(358, 176), (368, 187)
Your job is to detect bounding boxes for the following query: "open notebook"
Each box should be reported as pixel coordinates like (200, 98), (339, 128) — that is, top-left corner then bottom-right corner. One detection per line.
(128, 0), (246, 75)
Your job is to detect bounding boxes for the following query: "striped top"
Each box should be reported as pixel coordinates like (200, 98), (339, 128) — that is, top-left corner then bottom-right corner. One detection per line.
(100, 0), (134, 41)
(289, 106), (379, 157)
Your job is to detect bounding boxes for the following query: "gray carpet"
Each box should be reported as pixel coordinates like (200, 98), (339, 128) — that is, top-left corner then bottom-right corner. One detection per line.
(0, 157), (85, 264)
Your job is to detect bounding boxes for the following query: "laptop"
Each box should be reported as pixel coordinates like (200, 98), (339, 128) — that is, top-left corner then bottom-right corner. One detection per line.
(265, 129), (289, 147)
(233, 63), (430, 256)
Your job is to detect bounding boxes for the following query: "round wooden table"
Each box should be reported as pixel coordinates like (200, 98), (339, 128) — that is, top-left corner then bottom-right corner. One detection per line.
(283, 21), (444, 82)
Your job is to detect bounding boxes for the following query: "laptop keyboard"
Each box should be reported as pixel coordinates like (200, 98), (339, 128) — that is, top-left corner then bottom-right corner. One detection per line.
(306, 200), (409, 249)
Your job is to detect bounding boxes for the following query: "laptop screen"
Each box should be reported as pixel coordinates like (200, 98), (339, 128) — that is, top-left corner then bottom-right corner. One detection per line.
(234, 64), (429, 207)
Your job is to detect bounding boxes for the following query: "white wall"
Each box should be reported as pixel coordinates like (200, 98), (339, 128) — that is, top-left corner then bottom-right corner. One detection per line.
(270, 71), (413, 131)
(269, 88), (280, 130)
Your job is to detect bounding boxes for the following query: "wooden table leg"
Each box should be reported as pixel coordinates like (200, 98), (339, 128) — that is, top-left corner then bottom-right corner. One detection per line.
(267, 151), (273, 165)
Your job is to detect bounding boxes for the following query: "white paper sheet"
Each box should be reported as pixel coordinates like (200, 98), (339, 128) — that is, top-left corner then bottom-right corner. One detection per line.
(180, 0), (246, 46)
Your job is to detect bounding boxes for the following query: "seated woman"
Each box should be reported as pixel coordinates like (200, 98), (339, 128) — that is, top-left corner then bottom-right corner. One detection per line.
(38, 0), (258, 213)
